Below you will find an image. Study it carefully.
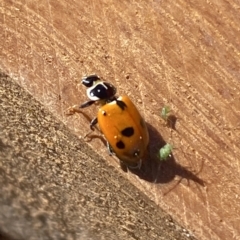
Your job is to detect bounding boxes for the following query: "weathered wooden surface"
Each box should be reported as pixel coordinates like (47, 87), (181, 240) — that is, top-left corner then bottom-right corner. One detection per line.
(1, 0), (240, 239)
(0, 73), (194, 240)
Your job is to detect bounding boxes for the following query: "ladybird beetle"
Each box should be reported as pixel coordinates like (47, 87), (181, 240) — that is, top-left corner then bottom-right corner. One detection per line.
(80, 74), (149, 168)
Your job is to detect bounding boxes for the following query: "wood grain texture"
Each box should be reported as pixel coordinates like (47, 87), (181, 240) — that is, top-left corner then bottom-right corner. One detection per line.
(0, 73), (194, 240)
(1, 0), (240, 239)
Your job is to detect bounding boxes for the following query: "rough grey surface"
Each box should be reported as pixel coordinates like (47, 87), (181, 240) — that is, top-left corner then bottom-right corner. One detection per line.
(0, 71), (195, 240)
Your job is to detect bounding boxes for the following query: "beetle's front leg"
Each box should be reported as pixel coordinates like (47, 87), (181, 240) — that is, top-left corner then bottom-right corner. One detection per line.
(65, 100), (96, 115)
(80, 100), (96, 108)
(65, 105), (81, 115)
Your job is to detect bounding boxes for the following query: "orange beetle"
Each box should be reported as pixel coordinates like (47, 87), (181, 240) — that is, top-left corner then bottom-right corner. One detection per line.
(80, 75), (149, 168)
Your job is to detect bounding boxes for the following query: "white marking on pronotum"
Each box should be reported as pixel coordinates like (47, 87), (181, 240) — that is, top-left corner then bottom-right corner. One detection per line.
(109, 100), (117, 105)
(102, 83), (108, 89)
(87, 88), (100, 101)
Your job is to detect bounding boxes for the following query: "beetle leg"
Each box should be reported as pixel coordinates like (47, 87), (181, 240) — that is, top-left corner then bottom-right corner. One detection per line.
(80, 100), (96, 108)
(65, 105), (81, 115)
(106, 142), (114, 156)
(125, 159), (142, 169)
(135, 159), (142, 169)
(83, 117), (98, 139)
(90, 117), (98, 130)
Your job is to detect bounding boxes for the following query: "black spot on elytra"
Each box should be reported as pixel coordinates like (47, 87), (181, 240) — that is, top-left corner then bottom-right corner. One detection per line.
(116, 100), (127, 110)
(116, 141), (125, 149)
(121, 127), (134, 137)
